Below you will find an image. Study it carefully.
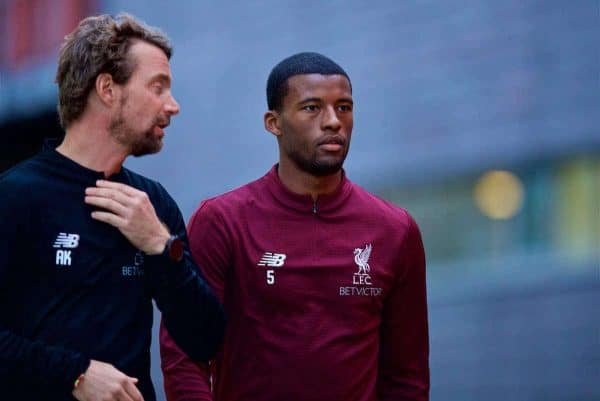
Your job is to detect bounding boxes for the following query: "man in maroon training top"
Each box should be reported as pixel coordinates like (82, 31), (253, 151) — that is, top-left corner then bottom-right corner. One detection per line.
(160, 52), (429, 401)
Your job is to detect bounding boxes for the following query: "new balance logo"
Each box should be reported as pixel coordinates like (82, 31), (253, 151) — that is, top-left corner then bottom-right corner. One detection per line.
(53, 233), (79, 266)
(257, 252), (286, 267)
(53, 233), (80, 249)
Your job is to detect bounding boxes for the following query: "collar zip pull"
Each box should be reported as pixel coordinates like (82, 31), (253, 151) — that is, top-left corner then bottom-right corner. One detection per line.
(312, 201), (318, 214)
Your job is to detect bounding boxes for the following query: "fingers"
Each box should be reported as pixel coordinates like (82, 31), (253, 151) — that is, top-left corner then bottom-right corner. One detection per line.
(85, 181), (151, 215)
(73, 360), (144, 401)
(85, 195), (129, 216)
(123, 377), (145, 401)
(112, 377), (142, 401)
(90, 210), (127, 227)
(85, 181), (141, 224)
(95, 179), (142, 197)
(115, 391), (135, 401)
(85, 186), (133, 205)
(83, 180), (167, 253)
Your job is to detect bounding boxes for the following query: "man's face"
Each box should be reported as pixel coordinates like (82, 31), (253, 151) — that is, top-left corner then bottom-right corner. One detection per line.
(276, 74), (353, 176)
(109, 40), (180, 156)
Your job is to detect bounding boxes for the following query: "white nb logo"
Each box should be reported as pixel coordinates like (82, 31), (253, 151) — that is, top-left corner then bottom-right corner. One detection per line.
(53, 233), (79, 267)
(53, 233), (80, 249)
(257, 252), (286, 267)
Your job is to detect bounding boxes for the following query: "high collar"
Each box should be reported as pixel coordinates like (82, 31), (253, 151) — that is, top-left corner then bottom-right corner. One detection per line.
(40, 139), (127, 184)
(264, 164), (353, 215)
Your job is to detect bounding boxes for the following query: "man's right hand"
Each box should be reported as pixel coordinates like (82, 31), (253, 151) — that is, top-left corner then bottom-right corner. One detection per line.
(72, 360), (144, 401)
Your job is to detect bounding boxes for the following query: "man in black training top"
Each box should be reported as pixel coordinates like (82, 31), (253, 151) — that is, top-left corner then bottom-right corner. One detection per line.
(0, 13), (225, 401)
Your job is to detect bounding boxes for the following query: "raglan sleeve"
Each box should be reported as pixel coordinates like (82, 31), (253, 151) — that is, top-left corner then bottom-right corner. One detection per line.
(0, 175), (90, 396)
(160, 199), (230, 401)
(146, 188), (226, 365)
(376, 212), (430, 401)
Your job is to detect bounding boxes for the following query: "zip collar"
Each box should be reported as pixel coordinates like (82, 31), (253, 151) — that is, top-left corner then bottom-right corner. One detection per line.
(263, 164), (353, 215)
(40, 139), (128, 184)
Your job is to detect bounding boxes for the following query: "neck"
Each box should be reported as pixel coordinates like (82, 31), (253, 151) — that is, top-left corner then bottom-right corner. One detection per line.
(56, 117), (128, 177)
(277, 160), (343, 201)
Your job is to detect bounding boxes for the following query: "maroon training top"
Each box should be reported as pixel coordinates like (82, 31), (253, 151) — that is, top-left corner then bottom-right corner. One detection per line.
(160, 165), (429, 401)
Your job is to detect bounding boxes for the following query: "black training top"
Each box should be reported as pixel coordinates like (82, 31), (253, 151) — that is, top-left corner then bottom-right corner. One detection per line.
(0, 143), (225, 401)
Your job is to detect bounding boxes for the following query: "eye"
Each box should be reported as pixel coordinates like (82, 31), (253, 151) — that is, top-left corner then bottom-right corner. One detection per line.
(338, 104), (353, 112)
(151, 83), (164, 94)
(302, 105), (319, 112)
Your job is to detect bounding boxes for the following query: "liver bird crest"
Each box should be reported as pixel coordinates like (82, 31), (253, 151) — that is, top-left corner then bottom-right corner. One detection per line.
(353, 244), (372, 274)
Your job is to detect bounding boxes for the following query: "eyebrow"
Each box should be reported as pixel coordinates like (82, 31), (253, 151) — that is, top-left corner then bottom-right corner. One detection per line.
(150, 73), (171, 86)
(297, 97), (354, 105)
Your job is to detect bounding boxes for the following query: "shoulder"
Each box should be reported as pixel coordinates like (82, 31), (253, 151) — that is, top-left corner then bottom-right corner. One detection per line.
(0, 156), (52, 220)
(189, 174), (266, 226)
(348, 182), (424, 265)
(348, 180), (416, 230)
(0, 155), (46, 196)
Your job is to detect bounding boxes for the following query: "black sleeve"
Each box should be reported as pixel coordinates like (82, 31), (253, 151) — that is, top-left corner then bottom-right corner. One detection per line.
(0, 174), (91, 396)
(145, 185), (226, 363)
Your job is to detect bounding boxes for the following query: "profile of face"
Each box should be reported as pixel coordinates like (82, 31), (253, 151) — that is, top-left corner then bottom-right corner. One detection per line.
(267, 74), (354, 177)
(109, 40), (180, 157)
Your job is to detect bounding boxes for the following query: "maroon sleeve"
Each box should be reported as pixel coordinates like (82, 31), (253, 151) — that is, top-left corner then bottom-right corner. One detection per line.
(376, 213), (430, 400)
(160, 200), (231, 401)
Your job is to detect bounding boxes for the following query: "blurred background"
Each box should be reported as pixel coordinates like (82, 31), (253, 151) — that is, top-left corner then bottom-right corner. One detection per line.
(1, 0), (598, 400)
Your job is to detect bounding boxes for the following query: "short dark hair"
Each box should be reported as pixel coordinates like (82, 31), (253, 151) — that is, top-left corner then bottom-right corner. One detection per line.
(55, 13), (172, 128)
(266, 52), (351, 111)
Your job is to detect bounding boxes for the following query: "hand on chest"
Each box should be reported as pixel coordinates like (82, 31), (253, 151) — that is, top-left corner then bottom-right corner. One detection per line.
(34, 208), (147, 287)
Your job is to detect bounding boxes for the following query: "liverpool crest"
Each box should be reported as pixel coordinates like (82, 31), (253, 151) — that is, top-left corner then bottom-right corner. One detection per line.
(353, 244), (372, 285)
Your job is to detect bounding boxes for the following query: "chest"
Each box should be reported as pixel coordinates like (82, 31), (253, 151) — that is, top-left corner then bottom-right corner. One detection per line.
(227, 215), (400, 320)
(24, 197), (147, 291)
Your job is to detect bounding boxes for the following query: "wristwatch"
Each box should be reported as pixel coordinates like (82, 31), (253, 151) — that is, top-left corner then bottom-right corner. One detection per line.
(163, 234), (184, 262)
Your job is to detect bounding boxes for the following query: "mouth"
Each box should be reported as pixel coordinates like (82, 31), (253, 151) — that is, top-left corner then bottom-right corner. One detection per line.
(154, 119), (170, 137)
(317, 136), (346, 151)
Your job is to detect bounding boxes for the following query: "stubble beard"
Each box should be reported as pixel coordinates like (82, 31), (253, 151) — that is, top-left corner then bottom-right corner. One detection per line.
(109, 95), (162, 157)
(286, 142), (349, 177)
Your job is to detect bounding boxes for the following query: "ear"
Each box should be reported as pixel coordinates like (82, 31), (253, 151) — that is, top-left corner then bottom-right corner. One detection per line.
(95, 73), (118, 106)
(264, 110), (282, 138)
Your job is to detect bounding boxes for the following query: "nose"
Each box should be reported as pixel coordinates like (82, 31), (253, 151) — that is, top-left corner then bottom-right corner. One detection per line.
(165, 92), (180, 116)
(321, 105), (341, 131)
